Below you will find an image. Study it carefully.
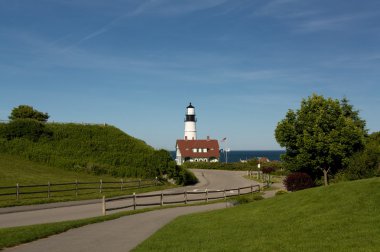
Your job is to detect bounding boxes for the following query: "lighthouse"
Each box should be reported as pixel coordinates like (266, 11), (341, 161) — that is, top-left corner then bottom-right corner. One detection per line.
(184, 103), (197, 140)
(175, 103), (220, 165)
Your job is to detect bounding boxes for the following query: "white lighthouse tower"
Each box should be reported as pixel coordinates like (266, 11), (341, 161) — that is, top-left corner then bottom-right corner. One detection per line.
(184, 103), (197, 140)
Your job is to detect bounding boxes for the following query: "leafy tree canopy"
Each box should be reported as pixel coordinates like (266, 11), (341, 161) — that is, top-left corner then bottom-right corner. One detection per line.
(9, 105), (49, 122)
(275, 94), (367, 185)
(344, 131), (380, 180)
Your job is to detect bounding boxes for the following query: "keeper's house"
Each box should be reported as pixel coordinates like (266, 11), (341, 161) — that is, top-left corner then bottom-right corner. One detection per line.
(175, 103), (220, 165)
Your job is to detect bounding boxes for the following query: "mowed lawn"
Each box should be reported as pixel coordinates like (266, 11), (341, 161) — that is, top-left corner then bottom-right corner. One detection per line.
(134, 178), (380, 252)
(0, 154), (174, 207)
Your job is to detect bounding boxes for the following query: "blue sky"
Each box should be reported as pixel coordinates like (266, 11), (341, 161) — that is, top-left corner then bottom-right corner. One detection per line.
(1, 0), (379, 150)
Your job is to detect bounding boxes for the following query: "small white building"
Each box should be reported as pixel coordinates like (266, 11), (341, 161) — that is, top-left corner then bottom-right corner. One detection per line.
(175, 103), (220, 165)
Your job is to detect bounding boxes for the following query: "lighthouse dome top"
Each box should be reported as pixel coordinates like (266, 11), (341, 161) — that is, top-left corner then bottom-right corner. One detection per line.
(187, 103), (194, 109)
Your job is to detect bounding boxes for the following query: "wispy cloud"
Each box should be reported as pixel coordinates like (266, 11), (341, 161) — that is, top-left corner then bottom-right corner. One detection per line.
(253, 0), (305, 18)
(128, 0), (229, 16)
(295, 12), (378, 32)
(63, 0), (230, 48)
(252, 0), (379, 33)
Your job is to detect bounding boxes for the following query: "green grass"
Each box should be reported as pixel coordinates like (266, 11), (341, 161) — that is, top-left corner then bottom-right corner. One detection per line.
(0, 122), (176, 179)
(134, 178), (380, 252)
(0, 154), (176, 207)
(0, 200), (229, 250)
(0, 207), (158, 249)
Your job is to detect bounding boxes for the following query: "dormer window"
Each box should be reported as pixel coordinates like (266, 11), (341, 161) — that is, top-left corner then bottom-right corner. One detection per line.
(193, 148), (197, 153)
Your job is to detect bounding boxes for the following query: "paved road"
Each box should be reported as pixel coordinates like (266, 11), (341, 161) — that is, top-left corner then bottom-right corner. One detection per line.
(0, 169), (256, 228)
(5, 203), (231, 252)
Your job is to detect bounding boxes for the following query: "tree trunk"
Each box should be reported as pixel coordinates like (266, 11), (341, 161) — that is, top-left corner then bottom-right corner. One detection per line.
(323, 168), (329, 186)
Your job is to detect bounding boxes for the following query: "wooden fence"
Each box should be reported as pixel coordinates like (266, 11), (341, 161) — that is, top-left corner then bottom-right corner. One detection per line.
(0, 179), (161, 200)
(102, 184), (261, 215)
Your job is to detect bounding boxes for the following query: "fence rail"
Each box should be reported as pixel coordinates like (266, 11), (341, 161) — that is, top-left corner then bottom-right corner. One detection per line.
(0, 178), (161, 200)
(103, 184), (261, 215)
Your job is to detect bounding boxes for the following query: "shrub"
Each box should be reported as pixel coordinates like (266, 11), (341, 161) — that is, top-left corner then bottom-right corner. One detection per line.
(9, 105), (49, 122)
(262, 167), (275, 174)
(182, 161), (257, 171)
(4, 119), (51, 141)
(179, 167), (199, 185)
(275, 190), (288, 196)
(169, 166), (198, 185)
(343, 132), (380, 180)
(252, 195), (264, 201)
(284, 172), (314, 191)
(232, 195), (264, 205)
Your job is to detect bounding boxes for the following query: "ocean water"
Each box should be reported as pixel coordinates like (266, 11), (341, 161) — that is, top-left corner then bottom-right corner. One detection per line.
(170, 150), (285, 163)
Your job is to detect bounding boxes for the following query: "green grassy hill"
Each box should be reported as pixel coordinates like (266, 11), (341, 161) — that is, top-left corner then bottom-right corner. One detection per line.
(134, 178), (380, 252)
(0, 153), (119, 186)
(0, 153), (175, 207)
(0, 123), (175, 178)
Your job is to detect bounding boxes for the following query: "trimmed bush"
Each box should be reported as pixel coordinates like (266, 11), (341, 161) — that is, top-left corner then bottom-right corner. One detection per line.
(284, 172), (314, 191)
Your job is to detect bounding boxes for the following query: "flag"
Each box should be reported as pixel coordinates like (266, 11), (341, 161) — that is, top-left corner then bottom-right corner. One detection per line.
(221, 137), (227, 142)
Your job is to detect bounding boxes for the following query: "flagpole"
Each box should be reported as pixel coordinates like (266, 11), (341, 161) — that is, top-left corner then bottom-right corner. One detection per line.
(221, 137), (229, 164)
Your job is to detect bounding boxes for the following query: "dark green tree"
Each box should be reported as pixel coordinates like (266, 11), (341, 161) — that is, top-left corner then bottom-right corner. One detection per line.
(275, 94), (367, 186)
(9, 105), (49, 122)
(345, 132), (380, 180)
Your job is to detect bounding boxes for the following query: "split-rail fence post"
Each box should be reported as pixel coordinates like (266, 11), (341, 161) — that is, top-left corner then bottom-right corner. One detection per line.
(48, 182), (51, 198)
(99, 179), (103, 193)
(75, 180), (78, 197)
(16, 183), (19, 200)
(133, 193), (136, 210)
(102, 196), (106, 216)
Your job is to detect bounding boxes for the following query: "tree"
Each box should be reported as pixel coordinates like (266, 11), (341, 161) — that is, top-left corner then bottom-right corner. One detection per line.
(275, 94), (367, 186)
(344, 132), (380, 180)
(9, 105), (49, 122)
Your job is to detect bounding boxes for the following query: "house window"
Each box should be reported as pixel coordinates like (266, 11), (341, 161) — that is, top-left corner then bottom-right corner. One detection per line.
(203, 148), (207, 153)
(193, 148), (197, 153)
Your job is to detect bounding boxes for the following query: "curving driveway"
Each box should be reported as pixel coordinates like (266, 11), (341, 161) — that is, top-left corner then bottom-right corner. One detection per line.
(0, 169), (257, 228)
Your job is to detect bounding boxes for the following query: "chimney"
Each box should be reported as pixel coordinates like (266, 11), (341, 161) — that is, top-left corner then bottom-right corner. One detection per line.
(207, 136), (210, 141)
(185, 136), (188, 140)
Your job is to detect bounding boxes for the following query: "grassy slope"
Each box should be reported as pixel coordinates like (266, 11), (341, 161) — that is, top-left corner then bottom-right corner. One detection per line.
(134, 178), (380, 252)
(0, 153), (117, 185)
(0, 123), (174, 178)
(0, 154), (175, 207)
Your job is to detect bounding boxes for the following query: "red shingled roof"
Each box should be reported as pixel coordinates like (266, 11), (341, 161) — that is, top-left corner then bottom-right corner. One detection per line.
(176, 139), (220, 158)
